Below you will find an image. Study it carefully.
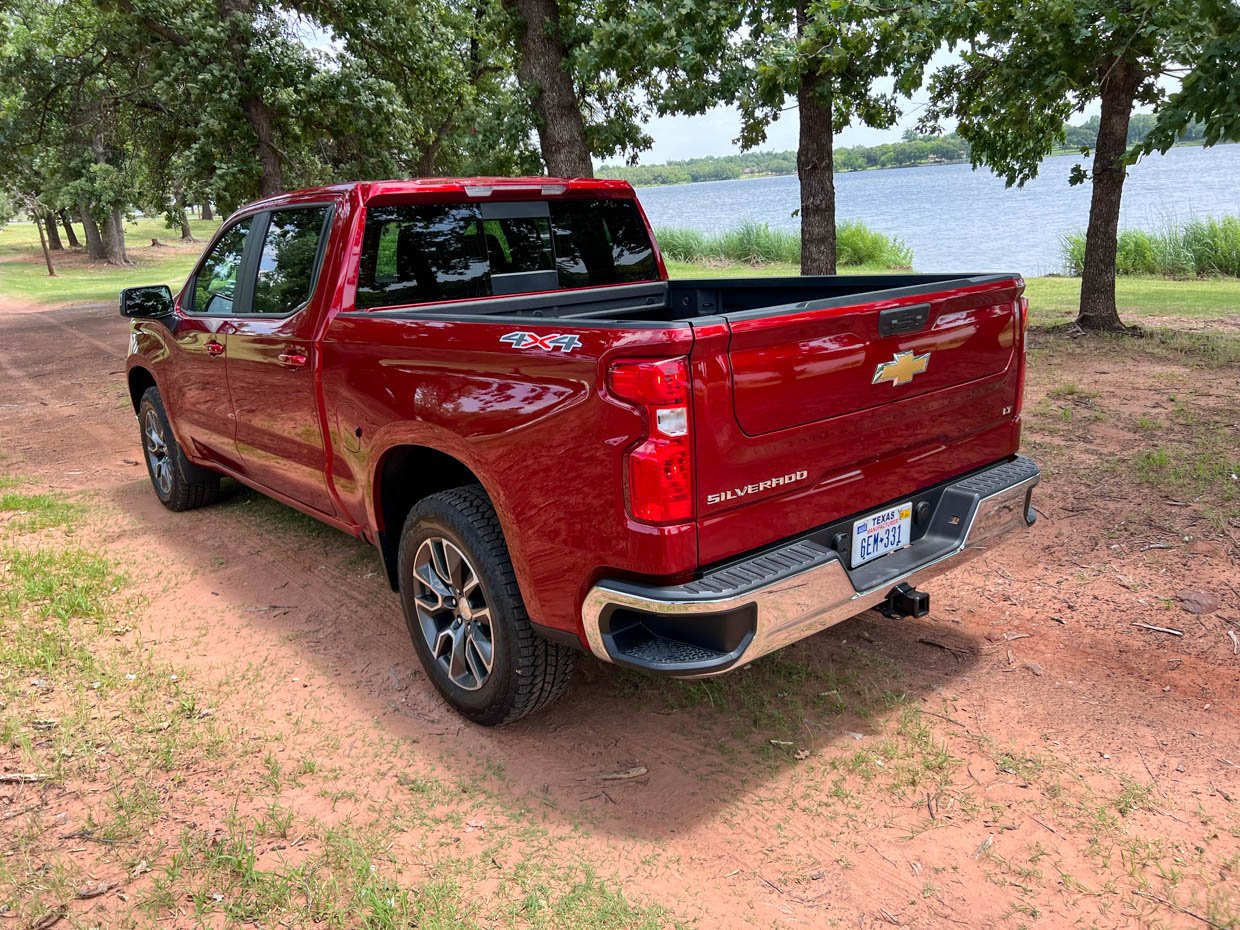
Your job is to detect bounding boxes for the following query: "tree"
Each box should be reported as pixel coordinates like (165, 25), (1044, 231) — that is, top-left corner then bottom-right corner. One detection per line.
(502, 0), (593, 175)
(925, 0), (1240, 331)
(594, 0), (935, 274)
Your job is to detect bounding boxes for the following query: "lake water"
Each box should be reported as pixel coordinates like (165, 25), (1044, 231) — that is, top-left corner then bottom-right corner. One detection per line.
(633, 144), (1240, 275)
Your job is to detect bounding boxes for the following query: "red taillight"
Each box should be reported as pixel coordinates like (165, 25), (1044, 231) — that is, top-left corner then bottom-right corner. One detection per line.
(1015, 296), (1029, 416)
(608, 357), (689, 406)
(608, 357), (693, 524)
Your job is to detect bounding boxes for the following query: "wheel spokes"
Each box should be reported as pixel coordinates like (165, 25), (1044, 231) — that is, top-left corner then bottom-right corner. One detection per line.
(409, 536), (496, 692)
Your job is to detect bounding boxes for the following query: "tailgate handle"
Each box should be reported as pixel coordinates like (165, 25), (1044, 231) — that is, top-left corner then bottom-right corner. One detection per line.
(878, 303), (931, 337)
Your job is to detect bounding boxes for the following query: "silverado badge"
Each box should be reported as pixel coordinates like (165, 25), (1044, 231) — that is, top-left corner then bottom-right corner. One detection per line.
(872, 350), (930, 387)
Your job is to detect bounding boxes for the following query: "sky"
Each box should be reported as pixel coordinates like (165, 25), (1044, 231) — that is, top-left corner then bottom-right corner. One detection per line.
(632, 102), (920, 163)
(610, 48), (1110, 167)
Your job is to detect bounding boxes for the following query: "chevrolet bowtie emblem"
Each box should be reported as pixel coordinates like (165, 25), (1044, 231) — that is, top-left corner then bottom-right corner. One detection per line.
(872, 350), (930, 387)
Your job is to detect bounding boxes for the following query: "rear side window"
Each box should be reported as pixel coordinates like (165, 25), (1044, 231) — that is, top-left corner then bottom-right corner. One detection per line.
(356, 204), (489, 309)
(550, 200), (658, 287)
(355, 198), (657, 310)
(252, 207), (331, 315)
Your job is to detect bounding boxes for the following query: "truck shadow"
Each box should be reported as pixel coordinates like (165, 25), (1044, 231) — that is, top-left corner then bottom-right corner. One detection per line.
(110, 477), (984, 844)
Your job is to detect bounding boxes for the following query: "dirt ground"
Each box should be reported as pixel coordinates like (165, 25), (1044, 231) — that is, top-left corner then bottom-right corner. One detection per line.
(1, 303), (1237, 929)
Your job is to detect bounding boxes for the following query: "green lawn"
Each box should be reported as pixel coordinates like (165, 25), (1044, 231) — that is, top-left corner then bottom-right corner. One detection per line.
(3, 220), (1238, 324)
(668, 260), (1239, 325)
(0, 216), (219, 307)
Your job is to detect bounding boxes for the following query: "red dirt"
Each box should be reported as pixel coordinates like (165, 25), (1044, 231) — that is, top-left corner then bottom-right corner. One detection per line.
(1, 303), (1237, 928)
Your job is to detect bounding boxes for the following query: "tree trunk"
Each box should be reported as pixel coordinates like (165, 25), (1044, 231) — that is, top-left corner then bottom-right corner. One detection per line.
(43, 213), (64, 250)
(175, 190), (195, 240)
(503, 0), (593, 177)
(79, 206), (106, 260)
(242, 96), (284, 196)
(35, 211), (57, 276)
(101, 208), (129, 266)
(418, 116), (454, 176)
(796, 3), (836, 275)
(59, 210), (81, 248)
(201, 202), (214, 221)
(1077, 58), (1142, 332)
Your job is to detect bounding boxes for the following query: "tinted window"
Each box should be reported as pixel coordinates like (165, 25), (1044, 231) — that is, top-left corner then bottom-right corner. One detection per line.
(550, 200), (658, 287)
(354, 199), (658, 310)
(191, 219), (252, 314)
(252, 207), (330, 315)
(483, 217), (554, 275)
(356, 204), (488, 309)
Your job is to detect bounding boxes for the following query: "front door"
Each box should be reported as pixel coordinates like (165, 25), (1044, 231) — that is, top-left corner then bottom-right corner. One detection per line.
(225, 206), (336, 515)
(168, 217), (253, 472)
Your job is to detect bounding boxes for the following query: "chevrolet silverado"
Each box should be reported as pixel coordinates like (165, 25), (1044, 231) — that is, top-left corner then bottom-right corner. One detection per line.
(121, 177), (1039, 725)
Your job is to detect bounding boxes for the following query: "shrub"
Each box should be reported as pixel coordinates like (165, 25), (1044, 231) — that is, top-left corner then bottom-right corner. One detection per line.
(1060, 215), (1240, 278)
(654, 220), (912, 269)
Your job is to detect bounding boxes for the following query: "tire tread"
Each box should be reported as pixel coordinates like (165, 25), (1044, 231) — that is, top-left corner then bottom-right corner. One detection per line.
(403, 485), (576, 725)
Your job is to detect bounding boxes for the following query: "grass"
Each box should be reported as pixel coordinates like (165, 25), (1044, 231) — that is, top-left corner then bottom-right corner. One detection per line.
(1023, 274), (1240, 325)
(665, 259), (1240, 328)
(0, 476), (682, 928)
(656, 219), (913, 268)
(0, 215), (217, 307)
(1061, 215), (1240, 277)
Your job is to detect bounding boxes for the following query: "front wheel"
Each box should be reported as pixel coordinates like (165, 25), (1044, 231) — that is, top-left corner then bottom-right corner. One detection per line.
(397, 485), (576, 725)
(137, 387), (220, 511)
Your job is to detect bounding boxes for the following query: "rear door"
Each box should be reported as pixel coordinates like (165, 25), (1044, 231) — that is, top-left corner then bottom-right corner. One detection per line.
(225, 205), (336, 514)
(692, 277), (1027, 565)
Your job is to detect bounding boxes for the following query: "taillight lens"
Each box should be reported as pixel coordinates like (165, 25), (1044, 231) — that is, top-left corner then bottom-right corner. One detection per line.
(1015, 296), (1029, 416)
(609, 357), (693, 524)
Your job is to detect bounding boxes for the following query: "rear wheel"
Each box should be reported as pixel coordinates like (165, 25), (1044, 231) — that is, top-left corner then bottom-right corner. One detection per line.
(138, 387), (220, 511)
(397, 485), (576, 725)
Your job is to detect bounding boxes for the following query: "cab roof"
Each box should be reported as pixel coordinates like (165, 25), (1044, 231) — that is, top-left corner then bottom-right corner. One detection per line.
(243, 177), (637, 213)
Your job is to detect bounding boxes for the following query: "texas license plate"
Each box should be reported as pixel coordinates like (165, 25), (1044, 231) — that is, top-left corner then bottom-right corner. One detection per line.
(851, 501), (913, 567)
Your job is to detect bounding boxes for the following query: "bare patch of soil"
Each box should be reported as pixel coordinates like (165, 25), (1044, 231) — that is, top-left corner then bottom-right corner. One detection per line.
(2, 305), (1237, 929)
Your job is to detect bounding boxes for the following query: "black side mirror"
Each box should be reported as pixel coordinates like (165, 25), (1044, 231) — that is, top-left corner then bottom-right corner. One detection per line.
(120, 285), (174, 319)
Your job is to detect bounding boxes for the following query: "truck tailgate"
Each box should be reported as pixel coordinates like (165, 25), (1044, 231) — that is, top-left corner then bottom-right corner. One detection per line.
(692, 276), (1027, 566)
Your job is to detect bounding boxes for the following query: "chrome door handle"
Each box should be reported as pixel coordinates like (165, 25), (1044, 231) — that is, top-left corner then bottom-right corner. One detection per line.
(278, 351), (308, 369)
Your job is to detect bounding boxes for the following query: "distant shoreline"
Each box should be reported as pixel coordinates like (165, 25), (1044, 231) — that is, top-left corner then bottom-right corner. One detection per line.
(611, 139), (1228, 189)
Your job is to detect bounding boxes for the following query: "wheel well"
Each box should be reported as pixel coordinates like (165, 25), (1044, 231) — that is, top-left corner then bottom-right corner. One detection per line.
(128, 367), (156, 412)
(374, 445), (484, 591)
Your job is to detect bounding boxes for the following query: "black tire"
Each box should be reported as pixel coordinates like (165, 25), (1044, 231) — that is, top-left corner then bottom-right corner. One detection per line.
(137, 386), (220, 512)
(397, 485), (576, 725)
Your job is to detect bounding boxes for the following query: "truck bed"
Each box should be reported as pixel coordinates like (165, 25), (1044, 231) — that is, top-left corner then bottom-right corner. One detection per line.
(346, 274), (1017, 325)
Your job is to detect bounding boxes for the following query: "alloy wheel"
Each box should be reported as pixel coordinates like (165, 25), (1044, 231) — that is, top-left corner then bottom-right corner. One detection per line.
(143, 408), (173, 496)
(410, 537), (495, 691)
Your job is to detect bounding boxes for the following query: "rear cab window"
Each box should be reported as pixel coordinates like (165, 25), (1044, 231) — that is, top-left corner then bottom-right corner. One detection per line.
(355, 198), (658, 311)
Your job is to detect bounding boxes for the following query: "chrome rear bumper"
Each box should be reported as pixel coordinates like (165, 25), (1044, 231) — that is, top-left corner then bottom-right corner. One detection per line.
(582, 456), (1039, 677)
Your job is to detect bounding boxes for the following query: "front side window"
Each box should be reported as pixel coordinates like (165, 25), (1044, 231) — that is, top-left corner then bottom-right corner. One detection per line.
(355, 198), (658, 310)
(252, 207), (331, 315)
(191, 218), (252, 314)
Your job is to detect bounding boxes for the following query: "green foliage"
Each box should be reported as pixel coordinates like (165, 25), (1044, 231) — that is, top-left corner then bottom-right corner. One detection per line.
(656, 220), (912, 268)
(1061, 216), (1240, 277)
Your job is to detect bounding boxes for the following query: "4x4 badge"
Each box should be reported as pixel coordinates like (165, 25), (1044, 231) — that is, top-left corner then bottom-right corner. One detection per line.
(873, 350), (930, 387)
(500, 331), (582, 353)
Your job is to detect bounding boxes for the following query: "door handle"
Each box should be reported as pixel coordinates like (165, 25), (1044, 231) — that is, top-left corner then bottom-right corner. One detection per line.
(278, 350), (308, 369)
(205, 340), (225, 357)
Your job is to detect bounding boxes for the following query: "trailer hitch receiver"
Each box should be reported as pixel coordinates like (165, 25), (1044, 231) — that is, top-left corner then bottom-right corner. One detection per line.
(879, 583), (930, 619)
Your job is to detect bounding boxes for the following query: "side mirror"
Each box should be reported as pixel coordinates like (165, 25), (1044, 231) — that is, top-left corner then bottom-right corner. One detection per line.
(120, 285), (174, 319)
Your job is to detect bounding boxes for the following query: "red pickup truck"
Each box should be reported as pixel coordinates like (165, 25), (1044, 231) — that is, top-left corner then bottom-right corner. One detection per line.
(122, 177), (1038, 725)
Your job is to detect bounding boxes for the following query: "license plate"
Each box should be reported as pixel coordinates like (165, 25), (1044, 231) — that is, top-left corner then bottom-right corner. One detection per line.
(851, 501), (913, 567)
